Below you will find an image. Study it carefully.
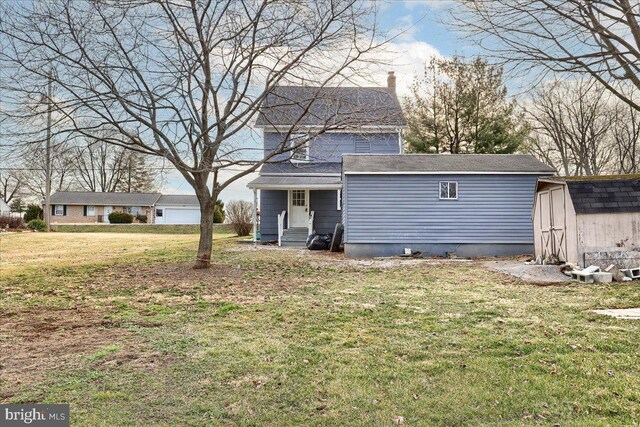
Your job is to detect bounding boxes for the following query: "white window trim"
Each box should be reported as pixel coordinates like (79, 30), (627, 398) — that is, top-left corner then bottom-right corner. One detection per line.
(439, 181), (458, 200)
(54, 205), (64, 216)
(336, 189), (342, 211)
(86, 205), (96, 216)
(288, 133), (310, 163)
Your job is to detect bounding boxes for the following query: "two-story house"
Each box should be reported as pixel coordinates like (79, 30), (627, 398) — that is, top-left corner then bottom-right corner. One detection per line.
(248, 72), (407, 245)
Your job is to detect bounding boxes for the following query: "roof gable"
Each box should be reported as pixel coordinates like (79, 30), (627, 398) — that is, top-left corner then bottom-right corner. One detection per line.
(255, 86), (406, 128)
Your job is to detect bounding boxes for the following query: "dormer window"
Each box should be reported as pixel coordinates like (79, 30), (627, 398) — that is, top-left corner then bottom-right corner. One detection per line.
(288, 133), (310, 162)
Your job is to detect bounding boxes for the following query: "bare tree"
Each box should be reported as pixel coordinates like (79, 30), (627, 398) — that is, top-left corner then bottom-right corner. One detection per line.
(612, 103), (640, 173)
(0, 170), (23, 203)
(0, 0), (386, 268)
(17, 143), (75, 200)
(72, 141), (133, 193)
(525, 79), (617, 176)
(456, 1), (640, 112)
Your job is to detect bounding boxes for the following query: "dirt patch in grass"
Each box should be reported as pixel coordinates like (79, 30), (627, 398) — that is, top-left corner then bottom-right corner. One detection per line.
(0, 306), (163, 401)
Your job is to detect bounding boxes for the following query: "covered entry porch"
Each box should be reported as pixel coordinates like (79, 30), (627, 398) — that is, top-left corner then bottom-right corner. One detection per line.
(247, 175), (342, 246)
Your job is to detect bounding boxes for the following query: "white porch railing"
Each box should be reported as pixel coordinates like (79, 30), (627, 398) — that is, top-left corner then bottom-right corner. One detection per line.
(277, 210), (286, 246)
(308, 211), (315, 236)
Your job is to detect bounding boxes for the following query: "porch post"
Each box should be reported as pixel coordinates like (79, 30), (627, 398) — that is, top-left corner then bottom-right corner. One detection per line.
(252, 188), (258, 244)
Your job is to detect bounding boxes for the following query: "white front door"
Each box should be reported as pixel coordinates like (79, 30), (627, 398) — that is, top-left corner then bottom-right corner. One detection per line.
(289, 190), (309, 228)
(104, 206), (113, 223)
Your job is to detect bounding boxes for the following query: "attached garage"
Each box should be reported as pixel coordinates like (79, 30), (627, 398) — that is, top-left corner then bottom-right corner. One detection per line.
(533, 176), (640, 267)
(154, 195), (201, 225)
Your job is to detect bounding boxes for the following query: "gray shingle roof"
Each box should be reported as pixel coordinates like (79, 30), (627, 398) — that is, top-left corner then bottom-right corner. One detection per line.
(156, 195), (199, 206)
(260, 162), (341, 175)
(50, 191), (161, 206)
(247, 175), (342, 189)
(342, 154), (556, 174)
(565, 178), (640, 214)
(255, 86), (406, 127)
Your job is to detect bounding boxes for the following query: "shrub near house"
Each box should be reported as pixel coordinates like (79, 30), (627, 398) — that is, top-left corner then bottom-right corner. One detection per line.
(108, 212), (134, 224)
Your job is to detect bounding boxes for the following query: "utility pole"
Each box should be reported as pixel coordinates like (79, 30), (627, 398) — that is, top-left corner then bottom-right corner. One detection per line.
(43, 70), (52, 230)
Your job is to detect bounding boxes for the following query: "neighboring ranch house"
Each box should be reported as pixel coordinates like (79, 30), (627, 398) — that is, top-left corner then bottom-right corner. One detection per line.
(248, 73), (406, 246)
(342, 154), (555, 257)
(48, 191), (201, 224)
(533, 176), (640, 266)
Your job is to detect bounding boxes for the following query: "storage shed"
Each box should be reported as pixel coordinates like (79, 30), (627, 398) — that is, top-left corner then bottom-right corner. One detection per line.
(341, 154), (555, 258)
(533, 176), (640, 266)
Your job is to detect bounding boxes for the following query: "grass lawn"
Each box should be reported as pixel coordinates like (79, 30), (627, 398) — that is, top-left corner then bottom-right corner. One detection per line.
(1, 233), (640, 426)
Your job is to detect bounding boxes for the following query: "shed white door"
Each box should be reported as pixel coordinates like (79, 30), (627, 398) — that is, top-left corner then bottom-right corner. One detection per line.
(550, 188), (567, 262)
(289, 190), (308, 228)
(164, 208), (200, 224)
(538, 189), (567, 262)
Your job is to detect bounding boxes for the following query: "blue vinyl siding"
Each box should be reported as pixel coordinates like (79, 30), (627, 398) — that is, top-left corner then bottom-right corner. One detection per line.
(259, 190), (287, 242)
(310, 190), (342, 234)
(343, 174), (540, 244)
(264, 132), (399, 162)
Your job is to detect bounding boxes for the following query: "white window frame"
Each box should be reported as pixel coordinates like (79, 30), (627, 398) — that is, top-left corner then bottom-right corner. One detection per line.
(288, 133), (310, 163)
(125, 206), (142, 215)
(155, 208), (163, 217)
(336, 189), (342, 211)
(86, 205), (96, 216)
(439, 181), (458, 200)
(54, 205), (64, 216)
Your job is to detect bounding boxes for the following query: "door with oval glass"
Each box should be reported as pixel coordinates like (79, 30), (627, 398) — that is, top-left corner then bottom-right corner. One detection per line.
(289, 190), (309, 228)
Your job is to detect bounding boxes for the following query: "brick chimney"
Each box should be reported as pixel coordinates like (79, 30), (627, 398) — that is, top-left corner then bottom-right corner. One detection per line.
(387, 71), (396, 93)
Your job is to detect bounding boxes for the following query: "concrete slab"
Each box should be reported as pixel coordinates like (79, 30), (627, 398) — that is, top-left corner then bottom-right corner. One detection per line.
(593, 308), (640, 319)
(484, 260), (571, 284)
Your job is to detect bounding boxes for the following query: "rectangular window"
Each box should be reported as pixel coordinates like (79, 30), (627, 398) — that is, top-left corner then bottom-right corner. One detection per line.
(125, 206), (142, 215)
(288, 134), (309, 162)
(54, 205), (64, 216)
(439, 181), (458, 200)
(155, 208), (163, 217)
(292, 190), (306, 207)
(337, 189), (342, 211)
(86, 205), (96, 216)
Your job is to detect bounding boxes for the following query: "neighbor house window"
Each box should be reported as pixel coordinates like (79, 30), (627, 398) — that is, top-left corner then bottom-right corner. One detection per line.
(439, 181), (458, 200)
(288, 133), (310, 162)
(337, 189), (342, 211)
(86, 205), (96, 216)
(54, 205), (64, 216)
(155, 208), (163, 217)
(125, 206), (142, 215)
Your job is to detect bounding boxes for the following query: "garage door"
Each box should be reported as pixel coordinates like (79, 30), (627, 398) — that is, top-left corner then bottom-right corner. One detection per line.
(164, 208), (201, 224)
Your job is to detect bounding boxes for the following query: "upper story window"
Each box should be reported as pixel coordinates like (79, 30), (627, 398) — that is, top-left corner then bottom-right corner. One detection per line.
(439, 181), (458, 200)
(288, 133), (310, 162)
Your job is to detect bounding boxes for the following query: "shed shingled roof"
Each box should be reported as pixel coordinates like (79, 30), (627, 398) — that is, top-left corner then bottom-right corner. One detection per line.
(564, 177), (640, 214)
(255, 86), (406, 128)
(342, 154), (555, 174)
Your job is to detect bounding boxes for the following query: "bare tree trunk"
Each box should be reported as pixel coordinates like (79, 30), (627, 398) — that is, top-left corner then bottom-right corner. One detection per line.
(195, 196), (214, 269)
